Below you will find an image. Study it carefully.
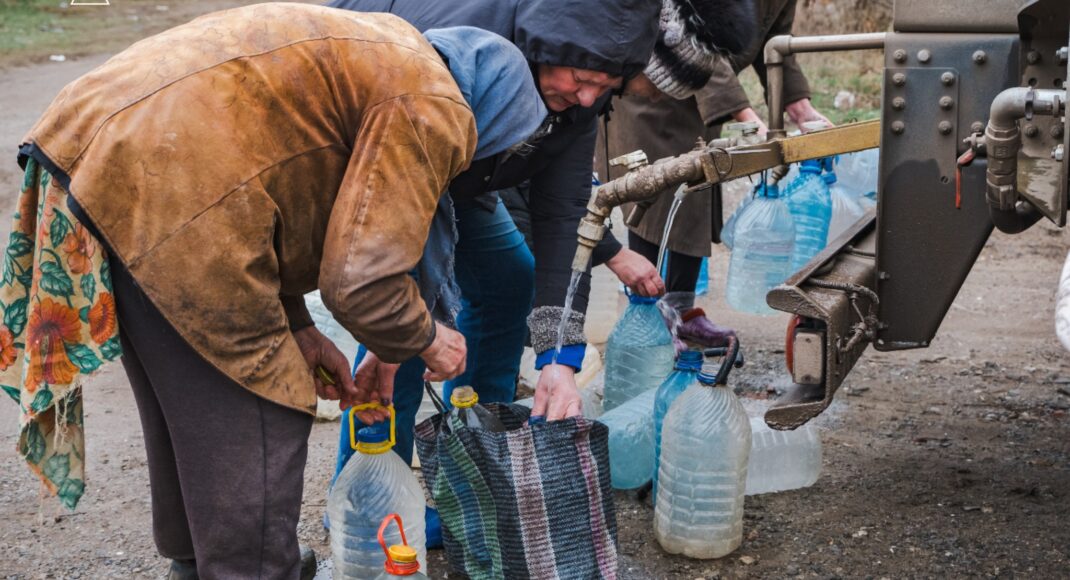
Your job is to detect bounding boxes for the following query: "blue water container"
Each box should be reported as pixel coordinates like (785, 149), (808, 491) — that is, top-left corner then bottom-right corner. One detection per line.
(651, 349), (703, 501)
(784, 159), (832, 271)
(603, 294), (675, 411)
(601, 387), (658, 489)
(724, 182), (795, 315)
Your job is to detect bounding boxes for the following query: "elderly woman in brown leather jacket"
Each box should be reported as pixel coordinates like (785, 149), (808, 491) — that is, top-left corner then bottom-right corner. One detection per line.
(7, 4), (546, 577)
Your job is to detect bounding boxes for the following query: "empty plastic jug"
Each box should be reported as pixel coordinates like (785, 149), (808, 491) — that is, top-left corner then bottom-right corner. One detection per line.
(329, 405), (427, 579)
(725, 181), (795, 315)
(374, 514), (430, 579)
(825, 170), (866, 242)
(652, 349), (704, 501)
(834, 148), (879, 205)
(784, 159), (832, 271)
(448, 386), (507, 432)
(655, 362), (751, 559)
(603, 294), (675, 411)
(601, 387), (658, 489)
(721, 184), (757, 251)
(745, 416), (822, 495)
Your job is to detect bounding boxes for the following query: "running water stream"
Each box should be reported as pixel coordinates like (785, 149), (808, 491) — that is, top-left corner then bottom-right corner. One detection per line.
(552, 269), (585, 364)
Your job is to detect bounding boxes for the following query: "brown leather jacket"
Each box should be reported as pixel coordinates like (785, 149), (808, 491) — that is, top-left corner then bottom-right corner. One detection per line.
(20, 4), (477, 414)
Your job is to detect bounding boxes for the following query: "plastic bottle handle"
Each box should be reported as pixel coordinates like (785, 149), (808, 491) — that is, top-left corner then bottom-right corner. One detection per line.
(348, 402), (396, 451)
(378, 514), (419, 575)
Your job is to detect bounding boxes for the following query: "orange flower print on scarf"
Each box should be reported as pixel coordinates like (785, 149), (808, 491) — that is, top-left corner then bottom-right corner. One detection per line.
(61, 223), (96, 275)
(88, 292), (117, 345)
(0, 326), (16, 371)
(24, 298), (81, 390)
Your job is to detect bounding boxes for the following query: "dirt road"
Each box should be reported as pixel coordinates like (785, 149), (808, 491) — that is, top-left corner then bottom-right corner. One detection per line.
(2, 45), (1069, 580)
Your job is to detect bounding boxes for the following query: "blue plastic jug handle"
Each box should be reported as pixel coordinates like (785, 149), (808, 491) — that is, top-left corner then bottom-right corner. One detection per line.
(528, 415), (546, 426)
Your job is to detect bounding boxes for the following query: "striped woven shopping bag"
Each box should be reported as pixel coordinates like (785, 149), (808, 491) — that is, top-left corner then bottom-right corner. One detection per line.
(415, 387), (618, 580)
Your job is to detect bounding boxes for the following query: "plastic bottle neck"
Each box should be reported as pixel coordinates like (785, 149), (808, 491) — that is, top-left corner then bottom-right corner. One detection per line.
(627, 293), (658, 305)
(756, 182), (780, 199)
(675, 350), (704, 372)
(450, 386), (479, 409)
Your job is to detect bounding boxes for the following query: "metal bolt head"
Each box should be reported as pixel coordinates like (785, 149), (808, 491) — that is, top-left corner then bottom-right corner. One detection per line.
(1053, 144), (1065, 162)
(971, 121), (985, 133)
(891, 121), (906, 135)
(972, 50), (987, 64)
(939, 96), (954, 110)
(892, 73), (907, 86)
(938, 121), (953, 135)
(917, 49), (932, 63)
(1024, 124), (1039, 137)
(1053, 124), (1065, 139)
(893, 49), (907, 63)
(892, 97), (906, 110)
(1026, 50), (1041, 64)
(1058, 46), (1069, 65)
(940, 72), (956, 85)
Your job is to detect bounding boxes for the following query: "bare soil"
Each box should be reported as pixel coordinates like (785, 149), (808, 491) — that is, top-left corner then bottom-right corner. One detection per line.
(2, 16), (1070, 580)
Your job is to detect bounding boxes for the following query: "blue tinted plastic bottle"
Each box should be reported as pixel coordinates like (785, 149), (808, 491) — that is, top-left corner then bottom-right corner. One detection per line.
(784, 159), (832, 271)
(725, 182), (795, 315)
(603, 294), (675, 411)
(825, 170), (866, 242)
(651, 349), (703, 501)
(601, 387), (658, 489)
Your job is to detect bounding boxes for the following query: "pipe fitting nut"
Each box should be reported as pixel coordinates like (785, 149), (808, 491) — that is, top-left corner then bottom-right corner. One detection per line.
(987, 183), (1018, 211)
(1052, 124), (1065, 139)
(1024, 124), (1039, 138)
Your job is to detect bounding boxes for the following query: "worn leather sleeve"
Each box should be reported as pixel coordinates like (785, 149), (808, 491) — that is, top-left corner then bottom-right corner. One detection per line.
(320, 94), (476, 363)
(696, 55), (753, 127)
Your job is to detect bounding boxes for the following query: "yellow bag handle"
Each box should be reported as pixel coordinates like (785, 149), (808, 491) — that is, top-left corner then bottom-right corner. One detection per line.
(348, 402), (396, 454)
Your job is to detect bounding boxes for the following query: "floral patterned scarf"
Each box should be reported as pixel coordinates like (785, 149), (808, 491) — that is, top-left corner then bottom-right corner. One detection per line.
(1, 158), (121, 509)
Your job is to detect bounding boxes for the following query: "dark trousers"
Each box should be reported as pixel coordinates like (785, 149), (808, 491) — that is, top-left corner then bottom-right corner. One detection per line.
(628, 230), (703, 294)
(111, 256), (313, 579)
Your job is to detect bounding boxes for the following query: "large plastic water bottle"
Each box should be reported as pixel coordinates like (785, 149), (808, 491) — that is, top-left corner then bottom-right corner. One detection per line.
(603, 294), (675, 411)
(448, 387), (507, 432)
(721, 185), (757, 251)
(329, 406), (427, 579)
(745, 416), (822, 495)
(655, 362), (751, 559)
(651, 349), (703, 500)
(725, 181), (795, 315)
(601, 387), (658, 489)
(825, 170), (866, 243)
(784, 159), (832, 271)
(834, 148), (879, 204)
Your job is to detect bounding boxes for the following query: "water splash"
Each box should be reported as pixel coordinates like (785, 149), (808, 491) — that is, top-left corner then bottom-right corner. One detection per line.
(551, 269), (585, 365)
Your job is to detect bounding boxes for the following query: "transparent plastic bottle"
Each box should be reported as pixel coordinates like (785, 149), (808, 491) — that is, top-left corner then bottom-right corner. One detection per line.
(721, 184), (756, 251)
(784, 159), (832, 271)
(694, 257), (710, 296)
(328, 413), (427, 579)
(825, 170), (866, 243)
(745, 416), (822, 496)
(603, 294), (676, 411)
(725, 181), (795, 315)
(651, 349), (703, 501)
(448, 387), (507, 432)
(655, 362), (751, 559)
(601, 387), (658, 490)
(834, 148), (879, 205)
(374, 515), (430, 579)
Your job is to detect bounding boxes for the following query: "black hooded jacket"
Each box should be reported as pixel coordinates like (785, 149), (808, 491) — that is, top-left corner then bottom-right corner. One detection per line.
(327, 0), (659, 326)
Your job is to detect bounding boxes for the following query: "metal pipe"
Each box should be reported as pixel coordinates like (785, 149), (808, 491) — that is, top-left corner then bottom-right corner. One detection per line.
(765, 33), (887, 136)
(983, 87), (1065, 233)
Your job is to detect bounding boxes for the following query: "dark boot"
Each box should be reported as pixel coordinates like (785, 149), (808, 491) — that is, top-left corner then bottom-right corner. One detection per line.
(167, 559), (198, 580)
(678, 308), (736, 349)
(299, 545), (317, 580)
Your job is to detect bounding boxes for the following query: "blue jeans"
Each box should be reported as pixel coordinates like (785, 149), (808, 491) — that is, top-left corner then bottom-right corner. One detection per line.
(334, 199), (534, 473)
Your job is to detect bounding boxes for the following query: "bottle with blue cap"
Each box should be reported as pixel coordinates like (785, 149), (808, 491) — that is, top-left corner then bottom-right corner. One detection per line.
(603, 293), (675, 411)
(328, 404), (427, 579)
(725, 180), (795, 315)
(784, 158), (832, 271)
(655, 356), (751, 559)
(651, 349), (704, 501)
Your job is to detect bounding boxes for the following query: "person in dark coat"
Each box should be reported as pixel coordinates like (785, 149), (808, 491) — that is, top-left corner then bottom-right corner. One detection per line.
(327, 0), (664, 475)
(596, 0), (831, 345)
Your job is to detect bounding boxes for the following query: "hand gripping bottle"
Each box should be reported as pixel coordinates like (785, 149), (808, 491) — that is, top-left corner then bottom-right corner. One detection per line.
(374, 514), (430, 579)
(655, 358), (751, 559)
(448, 386), (507, 432)
(603, 294), (676, 411)
(329, 405), (427, 578)
(651, 349), (704, 501)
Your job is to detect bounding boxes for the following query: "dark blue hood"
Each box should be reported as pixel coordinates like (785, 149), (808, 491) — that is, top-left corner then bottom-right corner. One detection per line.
(327, 0), (660, 79)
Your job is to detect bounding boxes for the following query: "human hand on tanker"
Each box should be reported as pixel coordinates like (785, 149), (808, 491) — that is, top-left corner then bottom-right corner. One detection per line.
(731, 106), (769, 139)
(785, 98), (833, 131)
(606, 248), (665, 297)
(421, 322), (467, 382)
(532, 364), (583, 420)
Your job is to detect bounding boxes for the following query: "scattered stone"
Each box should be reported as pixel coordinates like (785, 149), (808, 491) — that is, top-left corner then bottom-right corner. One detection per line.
(982, 505), (995, 514)
(852, 528), (869, 538)
(739, 555), (756, 565)
(746, 529), (760, 541)
(49, 55), (66, 62)
(962, 505), (981, 512)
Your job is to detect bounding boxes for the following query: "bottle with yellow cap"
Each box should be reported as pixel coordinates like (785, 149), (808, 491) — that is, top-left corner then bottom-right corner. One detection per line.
(374, 514), (429, 579)
(328, 404), (426, 579)
(448, 386), (507, 432)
